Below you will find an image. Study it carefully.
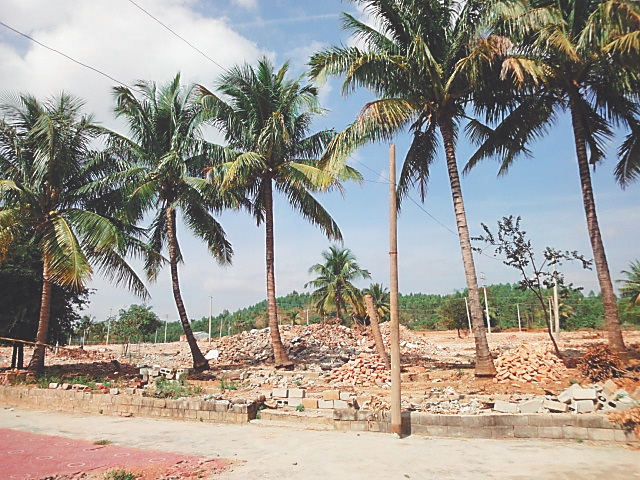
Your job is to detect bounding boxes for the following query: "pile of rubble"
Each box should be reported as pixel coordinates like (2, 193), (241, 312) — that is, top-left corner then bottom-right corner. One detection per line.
(492, 379), (640, 414)
(201, 323), (440, 368)
(328, 353), (391, 386)
(494, 344), (567, 383)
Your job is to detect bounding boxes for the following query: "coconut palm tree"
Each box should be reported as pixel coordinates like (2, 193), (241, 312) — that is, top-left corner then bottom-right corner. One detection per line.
(362, 283), (391, 322)
(306, 246), (371, 323)
(112, 74), (239, 372)
(309, 0), (501, 375)
(466, 0), (640, 359)
(0, 92), (148, 373)
(199, 58), (360, 368)
(619, 260), (640, 305)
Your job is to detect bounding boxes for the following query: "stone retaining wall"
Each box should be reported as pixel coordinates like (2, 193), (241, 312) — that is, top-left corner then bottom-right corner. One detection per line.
(0, 386), (257, 424)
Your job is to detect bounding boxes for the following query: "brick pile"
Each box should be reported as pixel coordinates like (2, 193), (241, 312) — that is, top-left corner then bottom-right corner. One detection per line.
(328, 353), (391, 386)
(494, 344), (567, 383)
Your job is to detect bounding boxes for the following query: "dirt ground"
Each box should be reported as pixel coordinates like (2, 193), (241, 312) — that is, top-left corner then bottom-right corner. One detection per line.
(3, 328), (638, 403)
(2, 329), (640, 479)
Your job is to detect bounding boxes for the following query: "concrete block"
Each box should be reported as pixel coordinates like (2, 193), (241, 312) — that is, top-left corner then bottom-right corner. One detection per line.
(493, 400), (518, 413)
(571, 399), (595, 413)
(491, 426), (516, 439)
(333, 408), (357, 421)
(537, 426), (564, 439)
(287, 397), (303, 407)
(562, 426), (589, 440)
(288, 388), (305, 398)
(318, 399), (334, 409)
(125, 388), (136, 395)
(613, 397), (637, 411)
(214, 400), (230, 412)
(302, 398), (318, 409)
(272, 388), (288, 398)
(602, 379), (618, 397)
(109, 388), (119, 395)
(48, 383), (58, 389)
(571, 388), (598, 401)
(323, 390), (340, 401)
(614, 429), (638, 442)
(513, 426), (539, 438)
(543, 399), (568, 412)
(588, 428), (616, 442)
(334, 399), (349, 409)
(339, 392), (352, 401)
(518, 399), (543, 414)
(558, 383), (581, 404)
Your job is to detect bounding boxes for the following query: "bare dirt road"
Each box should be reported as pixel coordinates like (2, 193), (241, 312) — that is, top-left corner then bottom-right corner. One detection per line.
(2, 407), (639, 480)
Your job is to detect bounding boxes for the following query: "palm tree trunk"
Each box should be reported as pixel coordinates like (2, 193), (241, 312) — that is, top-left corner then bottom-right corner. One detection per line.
(364, 294), (390, 369)
(166, 206), (209, 372)
(335, 288), (344, 324)
(27, 260), (53, 374)
(439, 118), (496, 376)
(264, 178), (293, 368)
(568, 99), (627, 361)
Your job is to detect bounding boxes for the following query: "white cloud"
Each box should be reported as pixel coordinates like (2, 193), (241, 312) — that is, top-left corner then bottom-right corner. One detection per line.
(231, 0), (258, 11)
(0, 0), (262, 128)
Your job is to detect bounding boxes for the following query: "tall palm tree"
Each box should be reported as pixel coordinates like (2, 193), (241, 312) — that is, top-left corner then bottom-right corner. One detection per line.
(0, 93), (148, 373)
(619, 260), (640, 305)
(112, 74), (238, 372)
(362, 283), (391, 322)
(467, 0), (640, 359)
(200, 58), (360, 368)
(306, 245), (371, 323)
(309, 0), (501, 375)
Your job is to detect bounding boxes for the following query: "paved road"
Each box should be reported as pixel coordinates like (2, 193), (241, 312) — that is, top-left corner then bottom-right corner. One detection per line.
(1, 407), (639, 480)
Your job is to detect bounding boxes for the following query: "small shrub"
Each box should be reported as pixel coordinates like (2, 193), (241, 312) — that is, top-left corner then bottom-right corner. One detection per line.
(152, 376), (191, 399)
(94, 439), (111, 445)
(296, 404), (305, 412)
(104, 469), (138, 480)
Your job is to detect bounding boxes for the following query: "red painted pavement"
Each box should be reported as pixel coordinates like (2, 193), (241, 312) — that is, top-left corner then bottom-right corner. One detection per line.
(0, 428), (229, 479)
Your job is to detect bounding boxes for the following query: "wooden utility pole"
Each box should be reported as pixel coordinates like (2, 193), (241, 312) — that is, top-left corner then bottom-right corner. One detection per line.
(389, 144), (402, 436)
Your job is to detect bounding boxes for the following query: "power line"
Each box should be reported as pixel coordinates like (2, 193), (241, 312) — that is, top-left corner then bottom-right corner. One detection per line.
(127, 0), (226, 71)
(0, 20), (130, 88)
(354, 157), (502, 262)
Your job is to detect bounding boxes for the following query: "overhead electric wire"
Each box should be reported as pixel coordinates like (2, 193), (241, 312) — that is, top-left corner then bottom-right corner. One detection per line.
(354, 157), (503, 263)
(0, 20), (130, 88)
(127, 0), (226, 71)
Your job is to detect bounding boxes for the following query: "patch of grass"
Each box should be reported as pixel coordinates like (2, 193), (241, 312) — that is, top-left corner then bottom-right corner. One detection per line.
(150, 376), (193, 399)
(295, 404), (305, 412)
(94, 439), (111, 445)
(104, 469), (138, 480)
(220, 376), (238, 391)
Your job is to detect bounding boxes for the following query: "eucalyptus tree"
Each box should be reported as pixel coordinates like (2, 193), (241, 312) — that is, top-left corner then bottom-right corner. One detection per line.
(113, 74), (239, 372)
(306, 246), (371, 323)
(309, 0), (503, 375)
(0, 93), (148, 373)
(200, 58), (360, 368)
(466, 0), (640, 359)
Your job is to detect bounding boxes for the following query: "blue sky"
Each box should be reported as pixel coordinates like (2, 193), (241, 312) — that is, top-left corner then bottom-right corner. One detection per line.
(1, 0), (638, 323)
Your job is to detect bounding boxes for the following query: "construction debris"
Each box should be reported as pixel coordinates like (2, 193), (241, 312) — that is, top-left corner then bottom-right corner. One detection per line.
(494, 344), (567, 383)
(328, 353), (391, 387)
(578, 345), (622, 382)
